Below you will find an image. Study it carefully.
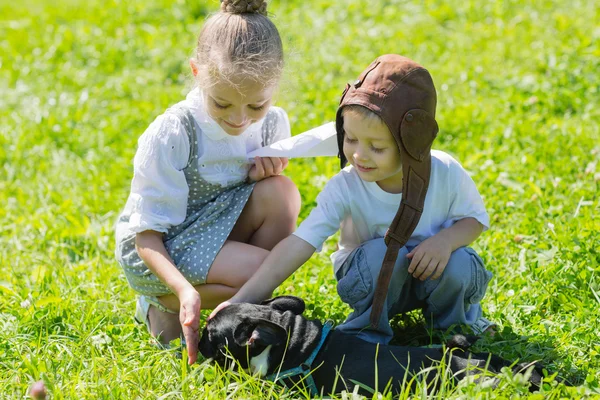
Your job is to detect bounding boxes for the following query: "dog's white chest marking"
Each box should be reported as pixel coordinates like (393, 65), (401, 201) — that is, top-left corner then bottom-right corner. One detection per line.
(250, 345), (272, 377)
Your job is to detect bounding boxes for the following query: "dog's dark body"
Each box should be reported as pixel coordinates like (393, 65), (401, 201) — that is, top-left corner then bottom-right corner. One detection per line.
(200, 296), (542, 395)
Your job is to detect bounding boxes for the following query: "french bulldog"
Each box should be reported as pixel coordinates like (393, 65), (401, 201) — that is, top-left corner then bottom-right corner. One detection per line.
(199, 296), (543, 396)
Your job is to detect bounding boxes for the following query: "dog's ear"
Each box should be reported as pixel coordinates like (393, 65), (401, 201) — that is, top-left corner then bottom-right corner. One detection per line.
(236, 318), (287, 347)
(260, 296), (305, 315)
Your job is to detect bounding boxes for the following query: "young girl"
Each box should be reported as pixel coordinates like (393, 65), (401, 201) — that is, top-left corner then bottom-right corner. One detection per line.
(212, 54), (494, 344)
(115, 0), (300, 364)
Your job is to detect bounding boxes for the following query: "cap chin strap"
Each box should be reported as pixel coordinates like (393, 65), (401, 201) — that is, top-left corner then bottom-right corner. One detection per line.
(369, 109), (436, 328)
(370, 162), (430, 327)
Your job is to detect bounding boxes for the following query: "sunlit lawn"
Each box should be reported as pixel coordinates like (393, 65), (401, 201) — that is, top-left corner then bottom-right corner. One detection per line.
(1, 0), (599, 398)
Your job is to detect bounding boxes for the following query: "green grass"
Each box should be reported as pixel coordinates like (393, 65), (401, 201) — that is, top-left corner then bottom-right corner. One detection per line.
(1, 0), (599, 398)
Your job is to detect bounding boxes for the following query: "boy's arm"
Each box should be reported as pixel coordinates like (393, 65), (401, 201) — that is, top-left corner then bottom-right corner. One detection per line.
(435, 216), (483, 251)
(407, 217), (483, 280)
(211, 235), (316, 315)
(211, 170), (348, 316)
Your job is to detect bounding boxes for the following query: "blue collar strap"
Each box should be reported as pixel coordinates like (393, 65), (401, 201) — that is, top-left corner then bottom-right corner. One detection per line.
(266, 320), (334, 396)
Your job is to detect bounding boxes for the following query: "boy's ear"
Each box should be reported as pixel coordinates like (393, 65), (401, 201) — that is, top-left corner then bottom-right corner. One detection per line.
(260, 296), (306, 315)
(242, 319), (287, 347)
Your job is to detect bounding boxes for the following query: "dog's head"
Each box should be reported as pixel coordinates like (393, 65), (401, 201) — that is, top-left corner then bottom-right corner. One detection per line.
(199, 296), (308, 375)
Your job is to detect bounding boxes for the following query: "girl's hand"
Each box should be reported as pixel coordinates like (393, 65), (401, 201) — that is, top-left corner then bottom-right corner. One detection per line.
(178, 287), (201, 364)
(406, 235), (452, 281)
(248, 156), (289, 182)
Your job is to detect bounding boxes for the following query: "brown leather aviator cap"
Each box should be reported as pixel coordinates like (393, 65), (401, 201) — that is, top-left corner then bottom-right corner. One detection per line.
(335, 54), (439, 327)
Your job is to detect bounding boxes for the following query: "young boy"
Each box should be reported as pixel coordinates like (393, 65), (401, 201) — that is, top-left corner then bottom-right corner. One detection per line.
(212, 54), (494, 344)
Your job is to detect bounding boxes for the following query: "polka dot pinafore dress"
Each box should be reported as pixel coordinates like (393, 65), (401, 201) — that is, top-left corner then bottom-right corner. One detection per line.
(115, 105), (279, 297)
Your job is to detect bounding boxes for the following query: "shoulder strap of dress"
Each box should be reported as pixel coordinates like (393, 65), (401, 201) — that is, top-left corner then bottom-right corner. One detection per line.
(165, 105), (199, 168)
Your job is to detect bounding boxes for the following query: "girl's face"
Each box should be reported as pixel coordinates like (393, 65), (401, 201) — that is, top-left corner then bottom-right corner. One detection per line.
(202, 77), (275, 136)
(342, 110), (403, 193)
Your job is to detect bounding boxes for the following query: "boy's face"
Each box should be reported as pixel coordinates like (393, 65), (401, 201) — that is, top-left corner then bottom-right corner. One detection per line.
(342, 110), (403, 193)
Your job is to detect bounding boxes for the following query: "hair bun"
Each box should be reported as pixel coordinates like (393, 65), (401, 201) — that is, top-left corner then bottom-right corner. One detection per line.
(220, 0), (268, 15)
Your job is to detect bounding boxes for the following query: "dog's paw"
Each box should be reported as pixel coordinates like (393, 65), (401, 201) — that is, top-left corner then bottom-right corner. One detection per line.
(446, 334), (480, 351)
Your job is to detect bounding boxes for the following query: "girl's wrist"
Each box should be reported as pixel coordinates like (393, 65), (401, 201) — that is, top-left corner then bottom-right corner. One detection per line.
(173, 281), (197, 299)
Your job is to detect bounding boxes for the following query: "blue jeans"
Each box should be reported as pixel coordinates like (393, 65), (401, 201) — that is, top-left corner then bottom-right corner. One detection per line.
(335, 238), (493, 344)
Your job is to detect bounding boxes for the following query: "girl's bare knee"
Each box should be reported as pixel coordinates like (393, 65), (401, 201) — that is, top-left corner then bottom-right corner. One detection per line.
(255, 175), (301, 216)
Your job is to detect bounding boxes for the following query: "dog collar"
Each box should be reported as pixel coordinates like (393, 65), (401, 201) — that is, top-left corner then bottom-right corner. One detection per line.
(266, 320), (334, 396)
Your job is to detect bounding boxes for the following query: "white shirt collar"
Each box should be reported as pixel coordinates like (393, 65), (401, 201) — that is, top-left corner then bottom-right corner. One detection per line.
(360, 173), (402, 204)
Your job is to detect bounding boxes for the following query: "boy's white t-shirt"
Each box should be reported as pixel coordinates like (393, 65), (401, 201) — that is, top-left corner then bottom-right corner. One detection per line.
(293, 150), (490, 274)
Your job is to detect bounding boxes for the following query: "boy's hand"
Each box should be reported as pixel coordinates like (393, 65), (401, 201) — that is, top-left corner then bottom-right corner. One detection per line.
(209, 301), (232, 320)
(208, 293), (246, 320)
(249, 156), (289, 182)
(178, 287), (201, 365)
(406, 235), (452, 281)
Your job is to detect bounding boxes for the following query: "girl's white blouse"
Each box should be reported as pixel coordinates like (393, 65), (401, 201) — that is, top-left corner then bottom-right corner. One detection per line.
(127, 88), (291, 234)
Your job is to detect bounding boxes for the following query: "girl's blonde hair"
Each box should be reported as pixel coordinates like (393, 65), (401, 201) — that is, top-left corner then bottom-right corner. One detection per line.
(193, 0), (283, 89)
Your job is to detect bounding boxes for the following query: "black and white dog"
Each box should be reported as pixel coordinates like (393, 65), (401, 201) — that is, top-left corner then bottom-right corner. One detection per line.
(200, 296), (543, 396)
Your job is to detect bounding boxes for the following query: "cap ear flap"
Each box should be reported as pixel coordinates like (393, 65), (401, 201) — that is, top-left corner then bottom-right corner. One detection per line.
(336, 106), (348, 169)
(244, 319), (287, 347)
(260, 296), (305, 315)
(400, 109), (438, 161)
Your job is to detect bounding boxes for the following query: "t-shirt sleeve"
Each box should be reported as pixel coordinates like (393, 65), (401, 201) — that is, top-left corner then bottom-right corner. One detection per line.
(443, 158), (490, 231)
(128, 113), (191, 233)
(293, 175), (349, 251)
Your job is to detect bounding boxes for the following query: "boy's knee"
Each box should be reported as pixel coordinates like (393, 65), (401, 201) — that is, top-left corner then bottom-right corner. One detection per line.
(358, 238), (409, 277)
(442, 248), (475, 283)
(442, 247), (491, 303)
(359, 238), (386, 273)
(336, 239), (410, 310)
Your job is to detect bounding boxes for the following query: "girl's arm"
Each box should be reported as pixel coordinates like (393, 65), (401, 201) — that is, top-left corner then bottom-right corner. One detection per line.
(135, 230), (196, 297)
(211, 234), (316, 315)
(135, 230), (201, 364)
